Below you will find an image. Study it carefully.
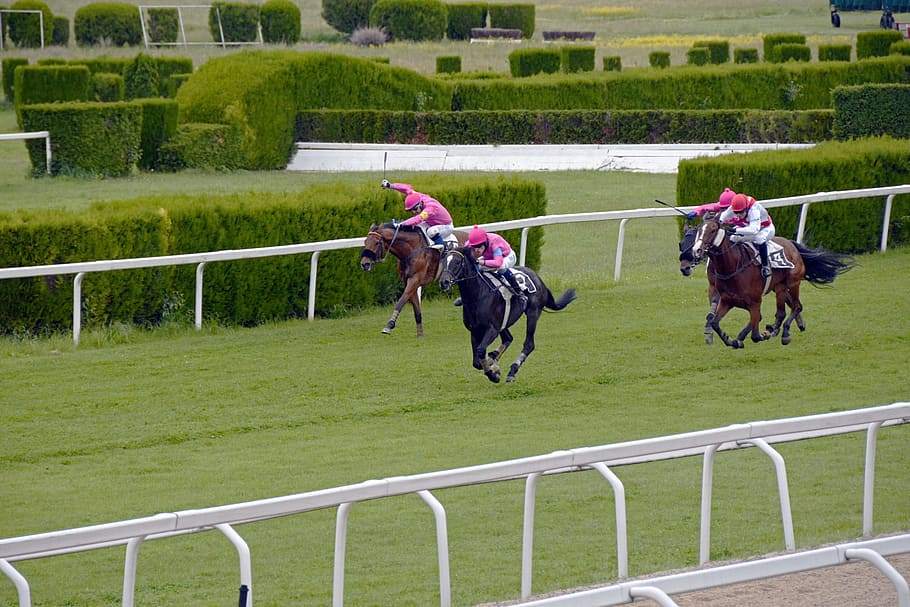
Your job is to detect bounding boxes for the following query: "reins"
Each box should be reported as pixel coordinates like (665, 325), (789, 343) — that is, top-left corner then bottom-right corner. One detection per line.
(705, 226), (754, 281)
(367, 224), (404, 264)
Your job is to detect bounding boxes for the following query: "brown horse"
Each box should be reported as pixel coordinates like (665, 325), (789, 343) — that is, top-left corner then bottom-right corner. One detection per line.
(679, 222), (720, 343)
(360, 222), (467, 337)
(692, 216), (854, 348)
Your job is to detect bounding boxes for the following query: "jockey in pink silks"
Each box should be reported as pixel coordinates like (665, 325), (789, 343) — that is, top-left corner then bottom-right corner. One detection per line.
(381, 180), (454, 247)
(719, 193), (776, 278)
(466, 225), (527, 310)
(685, 187), (737, 220)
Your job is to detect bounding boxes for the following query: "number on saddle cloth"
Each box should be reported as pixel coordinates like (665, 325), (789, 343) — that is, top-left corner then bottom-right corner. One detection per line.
(744, 241), (794, 270)
(511, 269), (537, 294)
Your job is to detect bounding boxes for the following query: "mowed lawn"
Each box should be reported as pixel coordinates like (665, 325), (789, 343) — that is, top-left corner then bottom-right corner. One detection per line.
(1, 160), (908, 605)
(1, 0), (909, 600)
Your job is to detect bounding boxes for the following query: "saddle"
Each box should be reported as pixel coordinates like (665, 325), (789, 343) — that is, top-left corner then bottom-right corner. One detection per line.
(742, 240), (795, 270)
(482, 269), (537, 298)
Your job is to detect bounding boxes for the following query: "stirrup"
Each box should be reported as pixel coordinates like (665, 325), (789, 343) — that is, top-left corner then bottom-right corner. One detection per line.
(761, 266), (772, 278)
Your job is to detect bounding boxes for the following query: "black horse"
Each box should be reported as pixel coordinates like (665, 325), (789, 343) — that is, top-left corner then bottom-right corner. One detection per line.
(438, 247), (576, 383)
(679, 222), (720, 343)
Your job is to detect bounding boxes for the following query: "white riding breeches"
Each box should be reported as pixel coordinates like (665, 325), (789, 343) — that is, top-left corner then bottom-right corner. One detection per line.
(427, 223), (454, 240)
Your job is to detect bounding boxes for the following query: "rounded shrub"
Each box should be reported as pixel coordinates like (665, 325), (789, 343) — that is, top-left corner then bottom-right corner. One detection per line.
(686, 46), (710, 66)
(508, 48), (560, 77)
(74, 2), (143, 46)
(147, 7), (178, 43)
(369, 0), (446, 42)
(488, 3), (534, 38)
(7, 0), (53, 48)
(436, 55), (461, 74)
(891, 41), (910, 56)
(602, 55), (621, 72)
(208, 2), (260, 43)
(734, 47), (759, 64)
(446, 2), (485, 41)
(261, 0), (300, 44)
(51, 15), (68, 46)
(322, 0), (375, 35)
(649, 51), (670, 68)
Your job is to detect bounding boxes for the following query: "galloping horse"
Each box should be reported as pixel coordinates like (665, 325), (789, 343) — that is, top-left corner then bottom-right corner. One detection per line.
(439, 246), (577, 383)
(360, 222), (467, 337)
(692, 215), (854, 348)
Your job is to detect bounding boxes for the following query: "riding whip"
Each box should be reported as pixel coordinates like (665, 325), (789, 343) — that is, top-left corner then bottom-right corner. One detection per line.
(655, 199), (691, 218)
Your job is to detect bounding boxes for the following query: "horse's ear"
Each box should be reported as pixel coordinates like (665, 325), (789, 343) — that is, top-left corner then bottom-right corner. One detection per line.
(369, 222), (378, 231)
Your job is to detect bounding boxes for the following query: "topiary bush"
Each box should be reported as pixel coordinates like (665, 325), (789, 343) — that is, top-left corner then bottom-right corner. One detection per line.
(260, 0), (300, 44)
(734, 47), (759, 64)
(90, 71), (124, 101)
(833, 83), (910, 140)
(508, 48), (560, 77)
(123, 52), (160, 99)
(135, 98), (178, 169)
(2, 58), (29, 102)
(692, 39), (729, 64)
(146, 7), (178, 43)
(51, 15), (68, 46)
(892, 41), (910, 56)
(7, 0), (53, 47)
(74, 2), (143, 46)
(776, 43), (811, 63)
(819, 44), (851, 62)
(561, 45), (595, 73)
(763, 33), (805, 63)
(686, 46), (710, 66)
(446, 2), (485, 41)
(857, 30), (904, 59)
(322, 0), (376, 34)
(649, 51), (670, 68)
(602, 55), (621, 72)
(13, 65), (90, 110)
(488, 3), (534, 38)
(436, 55), (461, 74)
(208, 2), (260, 43)
(369, 0), (447, 42)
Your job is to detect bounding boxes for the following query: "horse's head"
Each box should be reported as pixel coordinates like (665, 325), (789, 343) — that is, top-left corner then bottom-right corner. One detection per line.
(692, 215), (726, 262)
(678, 224), (698, 276)
(360, 223), (386, 271)
(439, 247), (473, 292)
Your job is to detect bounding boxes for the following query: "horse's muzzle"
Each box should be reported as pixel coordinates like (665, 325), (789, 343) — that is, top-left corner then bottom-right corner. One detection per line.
(360, 259), (373, 272)
(679, 263), (693, 277)
(439, 277), (453, 292)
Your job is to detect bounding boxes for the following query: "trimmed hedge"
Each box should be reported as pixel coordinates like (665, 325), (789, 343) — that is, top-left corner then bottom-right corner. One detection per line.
(157, 122), (244, 171)
(692, 39), (730, 64)
(649, 51), (670, 68)
(488, 3), (534, 38)
(135, 98), (179, 169)
(296, 108), (834, 145)
(261, 0), (300, 44)
(776, 43), (811, 63)
(832, 83), (910, 140)
(602, 55), (621, 72)
(90, 71), (124, 101)
(19, 101), (141, 176)
(819, 44), (851, 62)
(686, 47), (710, 66)
(734, 48), (759, 64)
(508, 48), (560, 77)
(677, 137), (910, 252)
(146, 7), (178, 43)
(0, 178), (544, 332)
(208, 2), (260, 43)
(321, 0), (375, 34)
(857, 29), (904, 59)
(2, 57), (29, 101)
(51, 15), (68, 46)
(13, 64), (90, 110)
(763, 33), (805, 63)
(560, 45), (595, 73)
(124, 52), (160, 99)
(74, 2), (143, 46)
(446, 2), (486, 41)
(369, 0), (447, 42)
(436, 55), (461, 74)
(6, 0), (53, 47)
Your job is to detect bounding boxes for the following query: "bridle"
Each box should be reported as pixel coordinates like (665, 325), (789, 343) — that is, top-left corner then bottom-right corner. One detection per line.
(440, 249), (496, 294)
(696, 219), (752, 281)
(360, 224), (402, 265)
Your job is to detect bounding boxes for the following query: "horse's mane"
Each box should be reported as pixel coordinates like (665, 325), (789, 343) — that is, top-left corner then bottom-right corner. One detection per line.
(381, 221), (421, 233)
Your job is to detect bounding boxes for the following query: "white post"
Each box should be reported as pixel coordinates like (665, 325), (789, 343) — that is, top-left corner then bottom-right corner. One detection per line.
(73, 272), (85, 346)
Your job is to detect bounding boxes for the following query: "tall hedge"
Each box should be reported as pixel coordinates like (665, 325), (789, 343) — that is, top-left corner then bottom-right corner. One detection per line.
(260, 0), (300, 44)
(208, 2), (260, 43)
(74, 2), (143, 46)
(322, 0), (375, 34)
(369, 0), (447, 42)
(763, 33), (805, 63)
(123, 52), (160, 99)
(856, 29), (904, 59)
(135, 98), (179, 169)
(51, 15), (68, 45)
(13, 64), (90, 110)
(832, 84), (910, 140)
(445, 2), (485, 40)
(146, 7), (178, 43)
(6, 0), (53, 47)
(2, 57), (29, 102)
(488, 3), (534, 38)
(508, 48), (560, 77)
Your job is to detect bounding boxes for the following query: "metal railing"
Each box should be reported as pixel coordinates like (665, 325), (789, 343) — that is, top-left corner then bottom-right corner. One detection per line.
(0, 131), (51, 175)
(0, 10), (44, 49)
(0, 185), (907, 345)
(0, 402), (907, 607)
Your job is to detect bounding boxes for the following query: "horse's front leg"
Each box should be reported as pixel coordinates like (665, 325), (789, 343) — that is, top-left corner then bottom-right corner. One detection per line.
(506, 312), (539, 383)
(382, 278), (420, 336)
(474, 326), (502, 383)
(488, 328), (513, 363)
(765, 287), (788, 337)
(710, 300), (743, 349)
(704, 291), (719, 345)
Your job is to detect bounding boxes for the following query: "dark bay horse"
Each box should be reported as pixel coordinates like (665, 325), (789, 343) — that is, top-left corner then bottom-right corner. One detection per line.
(438, 246), (577, 383)
(360, 222), (467, 337)
(679, 223), (720, 343)
(692, 216), (854, 348)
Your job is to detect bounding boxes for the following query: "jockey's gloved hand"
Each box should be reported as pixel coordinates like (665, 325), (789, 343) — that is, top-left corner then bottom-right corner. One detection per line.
(381, 179), (391, 188)
(685, 211), (697, 220)
(724, 225), (737, 235)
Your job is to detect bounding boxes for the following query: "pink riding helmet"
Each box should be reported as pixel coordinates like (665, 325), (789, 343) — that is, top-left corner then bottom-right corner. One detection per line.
(404, 193), (422, 211)
(717, 188), (737, 208)
(467, 225), (488, 246)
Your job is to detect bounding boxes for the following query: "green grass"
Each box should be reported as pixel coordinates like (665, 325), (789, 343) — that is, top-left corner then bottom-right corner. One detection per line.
(1, 2), (909, 604)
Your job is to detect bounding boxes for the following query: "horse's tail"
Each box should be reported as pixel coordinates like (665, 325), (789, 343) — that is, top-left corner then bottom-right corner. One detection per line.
(545, 288), (577, 311)
(793, 242), (856, 286)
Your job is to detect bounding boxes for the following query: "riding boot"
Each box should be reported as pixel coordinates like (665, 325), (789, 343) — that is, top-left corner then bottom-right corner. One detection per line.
(503, 270), (528, 311)
(430, 234), (445, 250)
(759, 242), (771, 278)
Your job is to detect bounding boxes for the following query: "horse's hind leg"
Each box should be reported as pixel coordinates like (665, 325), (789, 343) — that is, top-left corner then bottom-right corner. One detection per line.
(710, 301), (743, 349)
(765, 288), (788, 337)
(506, 312), (539, 382)
(780, 286), (804, 346)
(488, 329), (513, 363)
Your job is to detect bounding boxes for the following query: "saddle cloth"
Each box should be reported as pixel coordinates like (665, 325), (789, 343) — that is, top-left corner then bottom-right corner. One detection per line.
(744, 240), (795, 269)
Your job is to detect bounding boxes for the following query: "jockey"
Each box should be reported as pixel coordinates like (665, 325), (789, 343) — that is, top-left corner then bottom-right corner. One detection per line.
(685, 187), (737, 220)
(465, 225), (527, 310)
(719, 193), (776, 278)
(381, 180), (454, 248)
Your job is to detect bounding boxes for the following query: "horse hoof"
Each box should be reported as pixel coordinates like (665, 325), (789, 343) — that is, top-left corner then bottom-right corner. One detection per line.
(381, 327), (392, 335)
(732, 340), (743, 349)
(704, 334), (714, 345)
(487, 351), (499, 361)
(506, 375), (516, 383)
(782, 336), (791, 345)
(486, 372), (501, 383)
